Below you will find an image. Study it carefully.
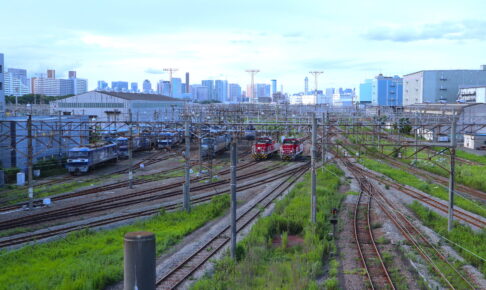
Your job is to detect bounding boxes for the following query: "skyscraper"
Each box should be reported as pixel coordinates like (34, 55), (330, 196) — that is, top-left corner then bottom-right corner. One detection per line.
(131, 82), (139, 93)
(271, 79), (277, 96)
(5, 68), (30, 97)
(97, 81), (108, 90)
(157, 80), (171, 96)
(304, 77), (309, 95)
(143, 80), (152, 93)
(359, 79), (373, 103)
(229, 83), (242, 102)
(111, 81), (129, 92)
(214, 80), (228, 102)
(68, 71), (77, 79)
(191, 85), (210, 102)
(47, 69), (55, 79)
(171, 77), (182, 98)
(185, 72), (190, 93)
(201, 80), (214, 100)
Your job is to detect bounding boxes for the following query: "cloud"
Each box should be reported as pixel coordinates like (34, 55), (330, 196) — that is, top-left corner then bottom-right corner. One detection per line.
(145, 68), (165, 74)
(282, 32), (304, 38)
(364, 20), (486, 42)
(303, 59), (384, 71)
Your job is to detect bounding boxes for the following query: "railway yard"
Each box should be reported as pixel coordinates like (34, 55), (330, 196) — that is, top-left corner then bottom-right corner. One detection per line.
(0, 104), (485, 290)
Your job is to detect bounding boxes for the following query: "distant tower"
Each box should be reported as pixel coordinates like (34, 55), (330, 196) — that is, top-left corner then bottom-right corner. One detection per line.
(304, 77), (309, 95)
(143, 80), (151, 93)
(68, 71), (77, 79)
(271, 79), (277, 95)
(185, 72), (190, 93)
(47, 69), (55, 79)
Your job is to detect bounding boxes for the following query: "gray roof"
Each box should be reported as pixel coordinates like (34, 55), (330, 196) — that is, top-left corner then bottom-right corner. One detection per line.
(97, 91), (184, 102)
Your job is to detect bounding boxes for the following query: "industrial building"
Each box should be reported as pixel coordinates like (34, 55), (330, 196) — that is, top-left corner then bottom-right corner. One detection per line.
(0, 115), (89, 170)
(457, 86), (486, 103)
(463, 134), (486, 150)
(49, 91), (185, 123)
(0, 53), (4, 115)
(403, 65), (486, 105)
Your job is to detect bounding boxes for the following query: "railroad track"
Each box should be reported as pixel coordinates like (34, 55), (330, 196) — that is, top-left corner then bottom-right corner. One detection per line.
(353, 176), (395, 289)
(344, 159), (477, 289)
(0, 153), (252, 213)
(0, 162), (282, 232)
(0, 163), (308, 248)
(155, 164), (309, 289)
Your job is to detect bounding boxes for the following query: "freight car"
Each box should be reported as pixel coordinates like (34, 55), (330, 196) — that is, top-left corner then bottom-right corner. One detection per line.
(201, 134), (231, 158)
(252, 136), (280, 160)
(280, 138), (304, 160)
(66, 142), (118, 175)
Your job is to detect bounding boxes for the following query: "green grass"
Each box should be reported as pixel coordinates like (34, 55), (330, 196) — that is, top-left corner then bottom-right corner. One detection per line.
(455, 149), (486, 165)
(0, 195), (229, 290)
(137, 169), (184, 181)
(409, 201), (486, 277)
(359, 156), (486, 218)
(192, 164), (345, 289)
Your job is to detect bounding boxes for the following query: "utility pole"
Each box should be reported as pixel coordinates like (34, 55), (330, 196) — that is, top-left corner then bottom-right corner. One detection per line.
(245, 69), (260, 103)
(322, 111), (328, 163)
(27, 114), (34, 209)
(309, 71), (324, 105)
(58, 111), (63, 166)
(448, 117), (457, 231)
(163, 68), (178, 97)
(128, 110), (134, 189)
(183, 118), (191, 212)
(311, 113), (317, 224)
(230, 136), (237, 259)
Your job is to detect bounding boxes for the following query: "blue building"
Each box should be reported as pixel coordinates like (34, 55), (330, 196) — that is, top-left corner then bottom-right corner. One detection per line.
(97, 80), (108, 90)
(201, 80), (214, 100)
(359, 79), (372, 103)
(157, 81), (171, 96)
(271, 79), (277, 95)
(131, 82), (138, 93)
(229, 83), (241, 102)
(111, 81), (129, 92)
(371, 74), (403, 106)
(171, 78), (182, 98)
(214, 80), (228, 102)
(0, 53), (4, 115)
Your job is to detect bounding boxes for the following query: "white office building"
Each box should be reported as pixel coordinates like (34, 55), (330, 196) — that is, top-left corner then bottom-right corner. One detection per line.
(457, 86), (486, 103)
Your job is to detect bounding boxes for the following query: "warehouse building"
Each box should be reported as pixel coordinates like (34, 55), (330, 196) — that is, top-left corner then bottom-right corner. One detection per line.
(0, 115), (89, 171)
(403, 65), (486, 105)
(50, 91), (185, 123)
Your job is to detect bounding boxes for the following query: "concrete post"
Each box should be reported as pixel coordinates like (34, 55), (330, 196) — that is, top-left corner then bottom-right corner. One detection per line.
(448, 118), (457, 232)
(124, 232), (155, 290)
(27, 115), (34, 209)
(183, 119), (191, 212)
(311, 114), (317, 224)
(128, 110), (134, 189)
(230, 137), (237, 259)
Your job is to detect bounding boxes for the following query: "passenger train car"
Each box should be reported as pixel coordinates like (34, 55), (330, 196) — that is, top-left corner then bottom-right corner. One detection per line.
(66, 142), (118, 174)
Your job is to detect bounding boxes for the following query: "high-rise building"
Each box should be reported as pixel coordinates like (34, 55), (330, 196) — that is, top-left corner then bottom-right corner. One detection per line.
(142, 80), (151, 93)
(112, 81), (129, 92)
(403, 66), (486, 105)
(68, 71), (77, 79)
(304, 77), (309, 95)
(0, 53), (4, 114)
(171, 78), (182, 98)
(190, 85), (210, 102)
(97, 80), (108, 90)
(201, 80), (214, 100)
(32, 70), (87, 96)
(4, 68), (30, 97)
(214, 80), (228, 102)
(47, 69), (55, 79)
(371, 74), (403, 106)
(359, 79), (373, 104)
(157, 80), (171, 96)
(271, 79), (277, 95)
(185, 72), (190, 93)
(130, 82), (138, 93)
(229, 83), (241, 102)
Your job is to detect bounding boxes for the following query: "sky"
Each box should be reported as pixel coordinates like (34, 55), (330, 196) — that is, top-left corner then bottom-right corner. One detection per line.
(1, 0), (486, 93)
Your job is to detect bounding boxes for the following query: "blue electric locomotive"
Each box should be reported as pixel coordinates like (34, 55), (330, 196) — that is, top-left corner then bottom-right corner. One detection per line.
(157, 131), (181, 149)
(201, 134), (231, 158)
(66, 142), (118, 174)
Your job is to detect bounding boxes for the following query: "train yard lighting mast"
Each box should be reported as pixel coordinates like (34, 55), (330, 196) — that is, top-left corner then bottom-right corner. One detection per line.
(163, 68), (178, 97)
(309, 71), (324, 105)
(245, 69), (260, 103)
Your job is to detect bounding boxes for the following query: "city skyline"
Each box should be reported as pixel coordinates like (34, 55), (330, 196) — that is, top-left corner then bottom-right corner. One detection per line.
(1, 0), (485, 93)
